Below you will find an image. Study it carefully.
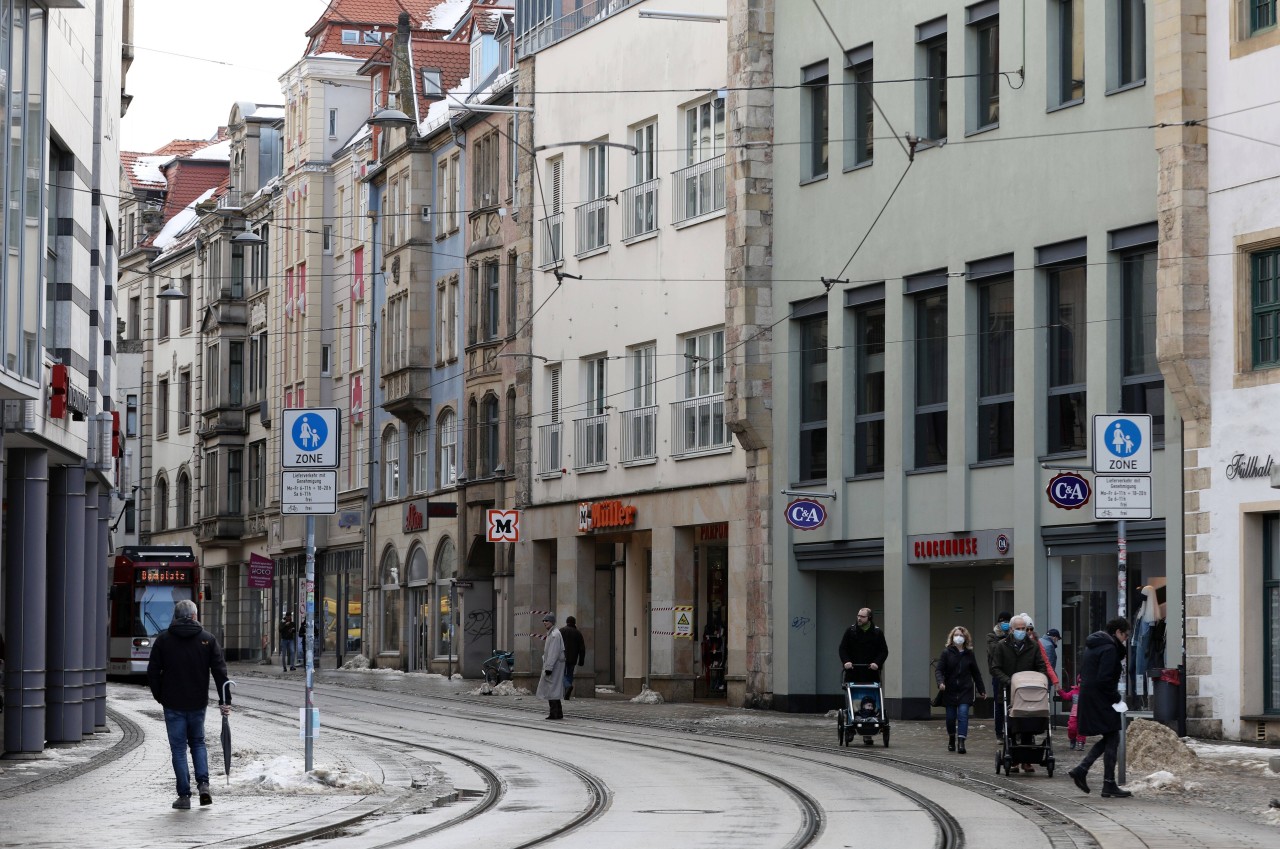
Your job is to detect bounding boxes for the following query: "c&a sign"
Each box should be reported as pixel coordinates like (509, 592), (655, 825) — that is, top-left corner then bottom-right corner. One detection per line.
(578, 500), (638, 533)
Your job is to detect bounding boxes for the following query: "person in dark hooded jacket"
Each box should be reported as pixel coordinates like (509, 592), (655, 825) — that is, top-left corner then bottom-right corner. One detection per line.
(1068, 618), (1133, 799)
(147, 599), (231, 810)
(839, 608), (889, 683)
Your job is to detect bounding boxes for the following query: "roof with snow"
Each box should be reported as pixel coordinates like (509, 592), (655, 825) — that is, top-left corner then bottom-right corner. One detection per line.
(305, 0), (447, 58)
(153, 187), (218, 251)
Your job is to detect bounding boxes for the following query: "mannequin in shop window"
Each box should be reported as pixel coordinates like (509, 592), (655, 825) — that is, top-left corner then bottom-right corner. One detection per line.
(1132, 584), (1167, 707)
(702, 616), (726, 694)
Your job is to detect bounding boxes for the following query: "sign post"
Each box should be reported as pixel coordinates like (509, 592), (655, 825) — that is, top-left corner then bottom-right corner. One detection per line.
(282, 408), (340, 771)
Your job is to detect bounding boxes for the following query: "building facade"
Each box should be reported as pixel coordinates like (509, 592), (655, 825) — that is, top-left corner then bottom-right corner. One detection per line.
(766, 0), (1184, 715)
(517, 1), (745, 702)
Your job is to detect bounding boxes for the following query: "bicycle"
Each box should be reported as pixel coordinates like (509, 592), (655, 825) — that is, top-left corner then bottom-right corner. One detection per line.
(482, 650), (515, 686)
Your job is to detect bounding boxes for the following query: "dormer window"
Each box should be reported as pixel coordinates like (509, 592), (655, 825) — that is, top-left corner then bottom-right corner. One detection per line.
(422, 68), (443, 98)
(470, 34), (498, 83)
(363, 30), (383, 44)
(341, 30), (359, 44)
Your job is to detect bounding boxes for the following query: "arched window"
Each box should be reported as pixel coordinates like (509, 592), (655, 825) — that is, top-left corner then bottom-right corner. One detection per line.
(383, 425), (399, 501)
(413, 421), (430, 493)
(481, 394), (500, 477)
(407, 545), (429, 584)
(438, 409), (457, 488)
(154, 475), (169, 532)
(176, 471), (191, 527)
(505, 386), (517, 473)
(434, 538), (456, 658)
(380, 547), (401, 654)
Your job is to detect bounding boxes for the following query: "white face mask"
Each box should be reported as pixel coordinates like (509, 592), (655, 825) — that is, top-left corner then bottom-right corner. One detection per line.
(952, 635), (966, 646)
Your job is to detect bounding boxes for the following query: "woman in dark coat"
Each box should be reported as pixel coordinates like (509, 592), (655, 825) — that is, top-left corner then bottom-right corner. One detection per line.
(1068, 617), (1132, 798)
(934, 626), (987, 754)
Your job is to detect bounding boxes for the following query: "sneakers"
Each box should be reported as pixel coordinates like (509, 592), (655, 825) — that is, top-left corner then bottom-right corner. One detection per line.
(198, 783), (212, 806)
(1068, 767), (1091, 794)
(172, 795), (191, 810)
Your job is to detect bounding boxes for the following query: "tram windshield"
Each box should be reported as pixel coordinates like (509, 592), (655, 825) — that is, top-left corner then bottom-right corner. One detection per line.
(134, 585), (194, 637)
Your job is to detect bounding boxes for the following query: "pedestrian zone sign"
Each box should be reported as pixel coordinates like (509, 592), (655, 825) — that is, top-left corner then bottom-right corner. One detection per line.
(283, 408), (340, 469)
(674, 606), (694, 639)
(1092, 414), (1151, 475)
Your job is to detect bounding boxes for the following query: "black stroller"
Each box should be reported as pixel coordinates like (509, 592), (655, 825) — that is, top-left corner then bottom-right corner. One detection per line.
(836, 665), (890, 747)
(996, 671), (1055, 776)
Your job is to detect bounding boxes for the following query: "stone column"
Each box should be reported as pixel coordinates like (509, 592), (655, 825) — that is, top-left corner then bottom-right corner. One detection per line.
(514, 538), (554, 683)
(47, 465), (87, 744)
(4, 449), (49, 756)
(81, 481), (99, 738)
(724, 0), (776, 709)
(95, 489), (110, 730)
(648, 525), (696, 701)
(555, 535), (595, 696)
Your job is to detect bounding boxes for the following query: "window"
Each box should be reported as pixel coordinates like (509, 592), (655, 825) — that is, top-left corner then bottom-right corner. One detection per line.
(507, 253), (518, 336)
(229, 341), (244, 406)
(126, 394), (138, 437)
(677, 329), (729, 454)
(125, 500), (135, 534)
(473, 132), (501, 208)
(436, 155), (458, 236)
(1047, 266), (1087, 454)
(798, 315), (828, 481)
(341, 29), (358, 44)
(580, 356), (608, 467)
(970, 13), (999, 130)
(918, 21), (948, 142)
(854, 305), (886, 475)
(176, 473), (190, 527)
(380, 549), (401, 654)
(481, 395), (500, 476)
(977, 278), (1015, 461)
(506, 387), (517, 472)
(248, 440), (266, 511)
(363, 29), (383, 44)
(154, 477), (168, 532)
(178, 369), (191, 431)
(328, 108), (337, 138)
(802, 61), (829, 180)
(915, 292), (948, 467)
(181, 275), (193, 329)
(231, 241), (245, 299)
(467, 266), (480, 347)
(436, 282), (448, 364)
(434, 539), (455, 657)
(541, 156), (563, 265)
(157, 379), (169, 436)
(251, 225), (269, 294)
(1116, 249), (1164, 443)
(352, 423), (365, 489)
(227, 450), (243, 515)
(384, 426), (399, 501)
(1052, 0), (1085, 105)
(1265, 514), (1280, 713)
(129, 296), (141, 340)
(321, 343), (332, 376)
(625, 343), (657, 462)
(422, 68), (442, 97)
(413, 421), (430, 493)
(467, 398), (478, 477)
(206, 343), (220, 409)
(323, 225), (333, 254)
(389, 179), (400, 246)
(484, 262), (500, 340)
(578, 141), (608, 254)
(676, 98), (726, 222)
(158, 291), (170, 338)
(438, 409), (457, 488)
(1252, 0), (1278, 34)
(844, 50), (874, 168)
(447, 278), (458, 360)
(1113, 0), (1146, 89)
(1250, 248), (1280, 374)
(627, 121), (658, 239)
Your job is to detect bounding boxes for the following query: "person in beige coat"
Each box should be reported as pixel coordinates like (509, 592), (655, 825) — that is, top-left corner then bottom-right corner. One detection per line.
(535, 614), (566, 720)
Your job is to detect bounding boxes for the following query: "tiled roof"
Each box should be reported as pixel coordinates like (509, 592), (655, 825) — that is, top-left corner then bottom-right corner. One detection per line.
(139, 161), (228, 249)
(409, 37), (471, 117)
(120, 133), (229, 192)
(305, 0), (448, 57)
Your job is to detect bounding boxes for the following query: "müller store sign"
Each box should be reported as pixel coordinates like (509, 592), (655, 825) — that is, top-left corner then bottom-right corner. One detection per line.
(907, 529), (1014, 564)
(578, 500), (638, 533)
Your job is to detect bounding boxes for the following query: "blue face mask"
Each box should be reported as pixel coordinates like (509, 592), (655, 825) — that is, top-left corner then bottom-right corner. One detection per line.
(1012, 629), (1027, 641)
(999, 622), (1011, 632)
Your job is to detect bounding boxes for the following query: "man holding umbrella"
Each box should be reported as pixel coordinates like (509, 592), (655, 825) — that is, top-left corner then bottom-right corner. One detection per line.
(147, 599), (232, 810)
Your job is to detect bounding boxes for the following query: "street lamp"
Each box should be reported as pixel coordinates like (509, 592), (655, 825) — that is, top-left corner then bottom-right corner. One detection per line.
(367, 104), (415, 129)
(157, 282), (188, 300)
(232, 225), (265, 246)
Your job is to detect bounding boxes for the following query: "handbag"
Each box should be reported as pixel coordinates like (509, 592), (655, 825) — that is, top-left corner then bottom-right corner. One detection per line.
(932, 688), (946, 707)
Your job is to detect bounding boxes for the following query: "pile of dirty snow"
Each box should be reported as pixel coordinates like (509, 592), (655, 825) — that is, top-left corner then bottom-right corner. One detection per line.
(231, 755), (381, 795)
(471, 680), (531, 696)
(340, 655), (370, 670)
(1126, 769), (1199, 794)
(631, 687), (664, 705)
(1126, 718), (1199, 775)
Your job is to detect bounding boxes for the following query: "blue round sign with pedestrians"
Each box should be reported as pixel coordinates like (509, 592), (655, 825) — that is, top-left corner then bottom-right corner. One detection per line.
(292, 413), (329, 453)
(1103, 418), (1142, 459)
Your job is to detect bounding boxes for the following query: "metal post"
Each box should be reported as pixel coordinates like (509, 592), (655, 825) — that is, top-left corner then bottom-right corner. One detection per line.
(305, 514), (316, 771)
(1117, 518), (1127, 784)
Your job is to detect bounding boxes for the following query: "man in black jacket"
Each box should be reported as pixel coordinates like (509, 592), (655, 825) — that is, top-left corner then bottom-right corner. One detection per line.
(838, 608), (889, 684)
(147, 600), (231, 810)
(1068, 617), (1133, 799)
(559, 616), (586, 700)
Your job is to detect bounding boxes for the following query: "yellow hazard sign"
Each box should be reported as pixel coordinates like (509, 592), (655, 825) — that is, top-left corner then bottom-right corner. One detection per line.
(674, 605), (694, 639)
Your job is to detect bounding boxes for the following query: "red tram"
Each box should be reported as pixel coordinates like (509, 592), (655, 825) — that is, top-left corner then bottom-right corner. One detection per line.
(107, 546), (199, 677)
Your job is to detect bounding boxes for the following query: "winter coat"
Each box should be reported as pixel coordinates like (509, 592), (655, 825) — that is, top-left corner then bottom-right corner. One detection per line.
(985, 628), (1006, 678)
(1039, 635), (1058, 671)
(560, 624), (586, 669)
(990, 634), (1047, 692)
(934, 645), (986, 707)
(279, 619), (297, 642)
(838, 624), (889, 680)
(535, 627), (566, 701)
(147, 619), (230, 711)
(1076, 630), (1124, 735)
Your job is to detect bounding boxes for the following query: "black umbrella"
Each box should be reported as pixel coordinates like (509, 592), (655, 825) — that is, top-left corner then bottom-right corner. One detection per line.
(220, 680), (237, 786)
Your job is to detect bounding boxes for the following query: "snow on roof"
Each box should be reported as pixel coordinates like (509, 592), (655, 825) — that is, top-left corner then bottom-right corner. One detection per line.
(424, 0), (471, 32)
(419, 75), (472, 136)
(131, 154), (174, 186)
(153, 187), (216, 250)
(188, 139), (231, 161)
(248, 105), (285, 120)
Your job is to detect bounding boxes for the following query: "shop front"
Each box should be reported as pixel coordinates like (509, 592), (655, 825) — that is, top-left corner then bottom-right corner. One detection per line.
(272, 547), (363, 669)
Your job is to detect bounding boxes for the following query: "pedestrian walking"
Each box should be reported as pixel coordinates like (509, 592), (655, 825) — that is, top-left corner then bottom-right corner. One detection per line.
(559, 616), (585, 700)
(279, 613), (297, 671)
(1039, 628), (1061, 676)
(146, 599), (232, 810)
(986, 611), (1012, 741)
(934, 626), (986, 754)
(1068, 617), (1133, 798)
(535, 613), (566, 720)
(1060, 674), (1087, 750)
(838, 607), (889, 685)
(991, 614), (1047, 773)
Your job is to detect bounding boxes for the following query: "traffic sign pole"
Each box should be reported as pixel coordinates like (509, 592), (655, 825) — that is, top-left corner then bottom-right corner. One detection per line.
(305, 514), (315, 771)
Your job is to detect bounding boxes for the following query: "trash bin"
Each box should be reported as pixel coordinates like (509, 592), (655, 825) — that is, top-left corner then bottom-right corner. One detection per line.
(1149, 667), (1186, 737)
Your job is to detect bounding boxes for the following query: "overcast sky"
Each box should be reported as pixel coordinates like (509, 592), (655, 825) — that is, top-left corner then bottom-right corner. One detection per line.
(121, 0), (332, 152)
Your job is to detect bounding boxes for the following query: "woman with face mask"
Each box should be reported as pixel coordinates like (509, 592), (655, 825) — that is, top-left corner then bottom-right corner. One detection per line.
(992, 614), (1049, 772)
(934, 626), (987, 753)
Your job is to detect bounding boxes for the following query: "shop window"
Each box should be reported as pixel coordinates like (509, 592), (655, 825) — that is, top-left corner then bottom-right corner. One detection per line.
(380, 549), (401, 654)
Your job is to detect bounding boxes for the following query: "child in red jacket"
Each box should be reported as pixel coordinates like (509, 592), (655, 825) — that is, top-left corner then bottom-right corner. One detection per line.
(1059, 675), (1087, 751)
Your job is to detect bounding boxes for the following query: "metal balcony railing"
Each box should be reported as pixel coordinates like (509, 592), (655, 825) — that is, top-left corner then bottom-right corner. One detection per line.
(515, 0), (639, 58)
(621, 406), (658, 463)
(620, 179), (659, 240)
(573, 413), (609, 470)
(538, 212), (564, 269)
(216, 189), (245, 211)
(538, 421), (563, 476)
(575, 197), (610, 256)
(672, 154), (726, 224)
(671, 393), (731, 456)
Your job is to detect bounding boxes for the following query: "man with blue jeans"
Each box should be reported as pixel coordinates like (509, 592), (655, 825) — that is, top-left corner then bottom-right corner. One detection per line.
(148, 599), (231, 810)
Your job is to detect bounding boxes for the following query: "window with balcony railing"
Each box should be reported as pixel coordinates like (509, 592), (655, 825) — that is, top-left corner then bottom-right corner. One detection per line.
(576, 198), (609, 255)
(674, 97), (726, 224)
(574, 413), (608, 469)
(621, 406), (657, 462)
(673, 329), (730, 455)
(538, 421), (563, 476)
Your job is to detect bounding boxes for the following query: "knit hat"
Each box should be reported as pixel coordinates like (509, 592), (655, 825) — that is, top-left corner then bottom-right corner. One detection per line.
(541, 613), (555, 623)
(997, 611), (1012, 623)
(1046, 628), (1061, 639)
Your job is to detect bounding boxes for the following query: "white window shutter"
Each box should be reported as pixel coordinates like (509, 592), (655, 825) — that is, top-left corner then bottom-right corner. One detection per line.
(549, 366), (561, 423)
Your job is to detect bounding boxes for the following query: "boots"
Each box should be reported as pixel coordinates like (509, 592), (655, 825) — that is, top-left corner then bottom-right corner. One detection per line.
(546, 700), (563, 720)
(1068, 768), (1091, 794)
(1101, 781), (1132, 798)
(564, 685), (574, 701)
(957, 737), (966, 754)
(948, 734), (956, 752)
